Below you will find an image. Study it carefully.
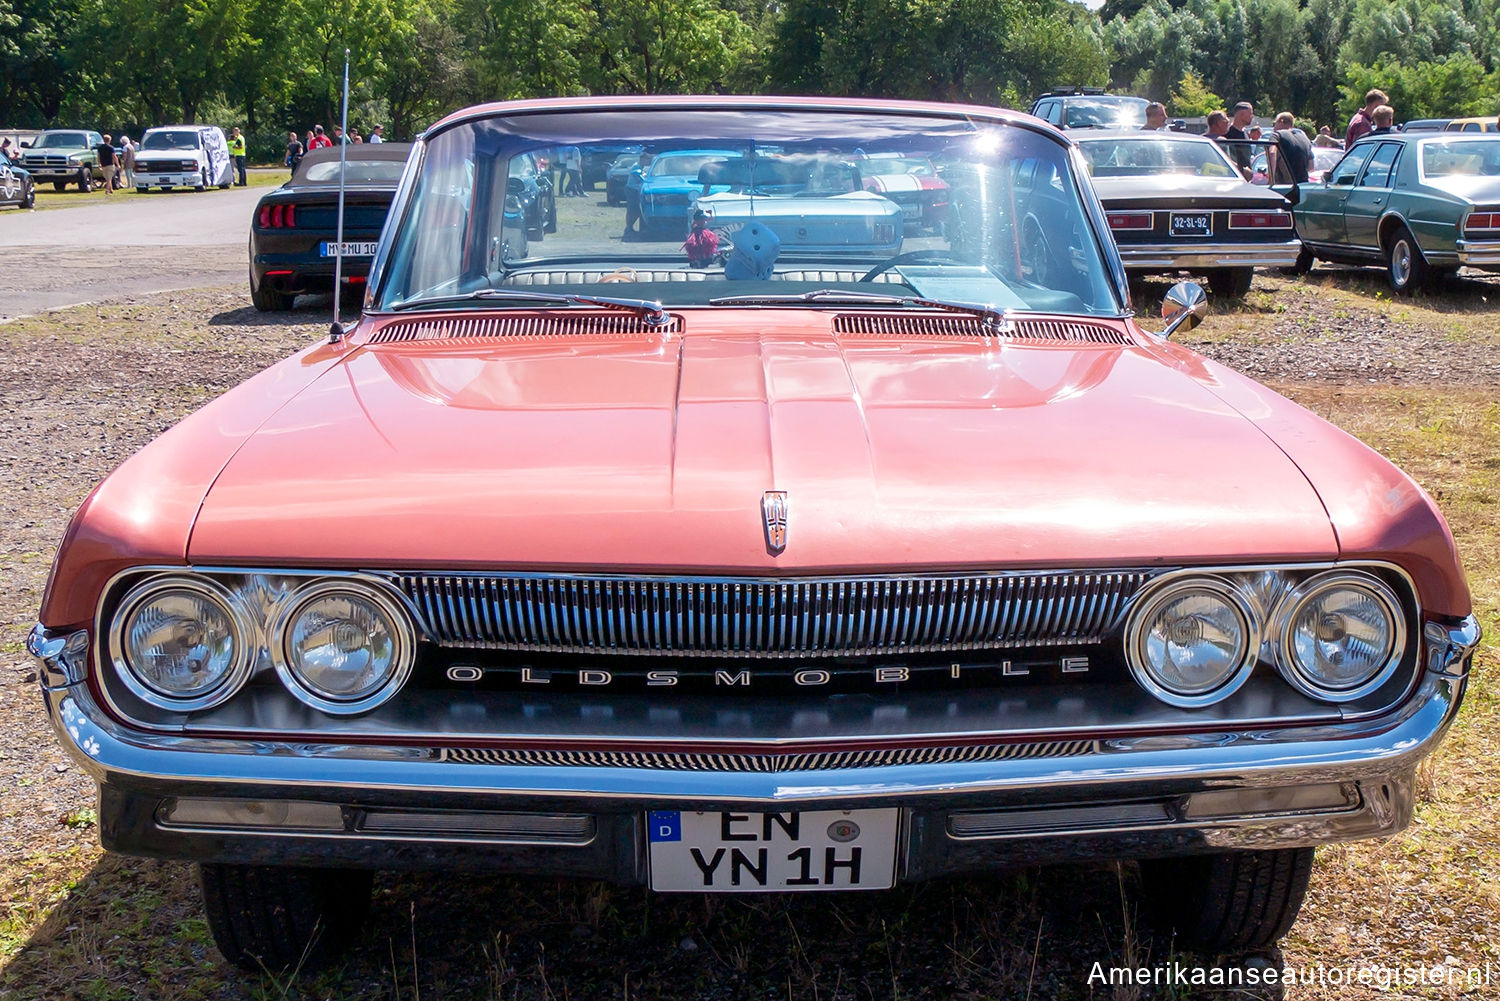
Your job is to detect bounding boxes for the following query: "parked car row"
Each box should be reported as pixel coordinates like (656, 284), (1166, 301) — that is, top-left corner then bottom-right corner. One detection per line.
(13, 125), (235, 193)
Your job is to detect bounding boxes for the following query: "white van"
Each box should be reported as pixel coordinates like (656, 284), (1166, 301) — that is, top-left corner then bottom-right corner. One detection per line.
(133, 125), (233, 191)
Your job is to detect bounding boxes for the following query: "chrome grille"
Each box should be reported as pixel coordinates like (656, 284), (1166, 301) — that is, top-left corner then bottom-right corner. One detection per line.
(833, 313), (1133, 345)
(439, 739), (1101, 771)
(390, 570), (1154, 657)
(369, 313), (680, 343)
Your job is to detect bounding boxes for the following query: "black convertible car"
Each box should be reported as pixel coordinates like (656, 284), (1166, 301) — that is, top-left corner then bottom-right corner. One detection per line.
(1075, 130), (1301, 298)
(249, 145), (413, 311)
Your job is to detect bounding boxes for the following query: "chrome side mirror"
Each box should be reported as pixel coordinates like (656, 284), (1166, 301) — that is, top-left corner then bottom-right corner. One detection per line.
(1160, 281), (1208, 338)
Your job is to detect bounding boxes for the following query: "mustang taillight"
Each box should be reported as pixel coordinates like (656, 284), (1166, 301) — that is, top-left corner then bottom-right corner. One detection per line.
(258, 204), (297, 228)
(1228, 211), (1293, 229)
(1107, 213), (1153, 230)
(1465, 212), (1500, 233)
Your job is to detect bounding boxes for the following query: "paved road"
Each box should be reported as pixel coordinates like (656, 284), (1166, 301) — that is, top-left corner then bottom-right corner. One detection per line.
(0, 184), (266, 320)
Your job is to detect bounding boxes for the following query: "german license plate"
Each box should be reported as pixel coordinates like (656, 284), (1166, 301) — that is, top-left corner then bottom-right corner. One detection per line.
(647, 809), (899, 892)
(321, 242), (379, 257)
(1170, 213), (1212, 237)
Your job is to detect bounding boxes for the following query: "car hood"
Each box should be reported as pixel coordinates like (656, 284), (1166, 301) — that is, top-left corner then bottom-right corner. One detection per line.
(1090, 175), (1288, 210)
(185, 313), (1339, 571)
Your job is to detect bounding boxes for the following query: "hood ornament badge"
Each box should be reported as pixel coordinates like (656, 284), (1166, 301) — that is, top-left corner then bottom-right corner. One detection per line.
(762, 490), (788, 555)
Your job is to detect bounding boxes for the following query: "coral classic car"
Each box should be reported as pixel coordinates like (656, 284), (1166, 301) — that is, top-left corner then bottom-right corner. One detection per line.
(1292, 133), (1500, 292)
(1075, 130), (1301, 298)
(17, 129), (104, 191)
(30, 96), (1480, 973)
(249, 144), (419, 310)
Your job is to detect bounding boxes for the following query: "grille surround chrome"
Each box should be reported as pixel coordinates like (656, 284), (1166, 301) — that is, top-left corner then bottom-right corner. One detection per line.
(387, 570), (1156, 657)
(438, 739), (1102, 771)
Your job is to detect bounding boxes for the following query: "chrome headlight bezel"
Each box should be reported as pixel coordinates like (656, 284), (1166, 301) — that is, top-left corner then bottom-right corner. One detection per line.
(1272, 570), (1406, 703)
(1124, 576), (1261, 709)
(268, 578), (416, 716)
(107, 575), (256, 712)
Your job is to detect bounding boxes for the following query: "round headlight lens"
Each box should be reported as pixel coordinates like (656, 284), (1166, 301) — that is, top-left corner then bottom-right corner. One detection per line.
(111, 576), (253, 711)
(1276, 572), (1404, 702)
(1126, 579), (1259, 708)
(272, 581), (414, 714)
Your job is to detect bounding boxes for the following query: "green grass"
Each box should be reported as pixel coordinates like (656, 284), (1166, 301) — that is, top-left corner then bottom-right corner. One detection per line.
(14, 168), (285, 213)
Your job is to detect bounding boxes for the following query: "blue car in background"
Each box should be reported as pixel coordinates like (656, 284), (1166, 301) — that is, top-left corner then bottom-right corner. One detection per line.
(0, 158), (35, 209)
(630, 149), (737, 237)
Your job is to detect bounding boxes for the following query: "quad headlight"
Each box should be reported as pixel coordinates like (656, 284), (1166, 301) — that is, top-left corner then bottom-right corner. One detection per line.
(109, 576), (255, 711)
(1125, 567), (1411, 708)
(1124, 578), (1259, 708)
(1273, 571), (1404, 702)
(269, 579), (416, 715)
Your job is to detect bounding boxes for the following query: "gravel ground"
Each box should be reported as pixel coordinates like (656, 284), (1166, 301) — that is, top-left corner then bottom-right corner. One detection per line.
(0, 270), (1495, 1000)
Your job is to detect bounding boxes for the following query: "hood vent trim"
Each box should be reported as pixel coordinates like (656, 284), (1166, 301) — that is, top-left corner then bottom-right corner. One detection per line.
(833, 313), (1133, 345)
(370, 313), (680, 344)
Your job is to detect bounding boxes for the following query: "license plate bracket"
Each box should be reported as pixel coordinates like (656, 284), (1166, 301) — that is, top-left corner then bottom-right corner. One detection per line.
(321, 242), (379, 257)
(1169, 212), (1212, 237)
(647, 808), (900, 892)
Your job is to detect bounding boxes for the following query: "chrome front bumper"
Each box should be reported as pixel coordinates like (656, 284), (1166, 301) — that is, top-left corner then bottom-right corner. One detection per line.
(1117, 240), (1302, 270)
(28, 616), (1480, 880)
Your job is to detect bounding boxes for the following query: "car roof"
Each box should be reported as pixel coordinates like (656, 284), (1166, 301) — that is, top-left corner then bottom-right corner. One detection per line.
(1072, 129), (1214, 142)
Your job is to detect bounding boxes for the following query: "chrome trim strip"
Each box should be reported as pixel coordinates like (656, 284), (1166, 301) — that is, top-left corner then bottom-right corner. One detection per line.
(1116, 241), (1301, 269)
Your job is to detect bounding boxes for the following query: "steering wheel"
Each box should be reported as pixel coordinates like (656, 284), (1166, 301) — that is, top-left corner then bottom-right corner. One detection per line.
(859, 249), (972, 283)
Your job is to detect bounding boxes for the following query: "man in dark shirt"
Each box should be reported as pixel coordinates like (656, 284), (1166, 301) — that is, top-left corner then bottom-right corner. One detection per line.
(1224, 102), (1254, 179)
(94, 134), (118, 196)
(1267, 112), (1313, 191)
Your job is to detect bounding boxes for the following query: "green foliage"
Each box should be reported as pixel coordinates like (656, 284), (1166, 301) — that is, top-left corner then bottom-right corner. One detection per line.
(1341, 53), (1500, 121)
(1170, 70), (1222, 116)
(6, 0), (1500, 134)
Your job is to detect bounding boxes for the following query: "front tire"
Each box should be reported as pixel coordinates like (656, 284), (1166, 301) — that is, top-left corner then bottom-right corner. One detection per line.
(1386, 225), (1429, 294)
(199, 863), (373, 972)
(77, 169), (92, 192)
(196, 166), (208, 192)
(1141, 847), (1313, 953)
(20, 179), (34, 209)
(1206, 267), (1254, 298)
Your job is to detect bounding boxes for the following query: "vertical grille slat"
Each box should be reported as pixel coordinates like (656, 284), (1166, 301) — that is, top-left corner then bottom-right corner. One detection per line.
(394, 570), (1154, 655)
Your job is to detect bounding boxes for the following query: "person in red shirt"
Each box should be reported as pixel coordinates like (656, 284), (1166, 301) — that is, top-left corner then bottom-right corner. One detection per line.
(1345, 89), (1386, 147)
(307, 125), (333, 150)
(683, 209), (719, 267)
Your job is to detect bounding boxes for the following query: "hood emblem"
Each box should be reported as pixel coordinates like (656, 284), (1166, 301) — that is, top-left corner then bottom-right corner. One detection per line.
(762, 490), (788, 555)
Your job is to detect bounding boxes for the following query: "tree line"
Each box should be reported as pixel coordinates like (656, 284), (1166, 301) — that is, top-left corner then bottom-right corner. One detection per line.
(3, 0), (1496, 158)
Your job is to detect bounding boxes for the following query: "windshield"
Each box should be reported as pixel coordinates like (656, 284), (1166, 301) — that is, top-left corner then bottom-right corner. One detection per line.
(1064, 99), (1148, 129)
(1079, 137), (1236, 177)
(142, 130), (201, 151)
(1421, 138), (1500, 177)
(36, 133), (89, 149)
(374, 107), (1121, 317)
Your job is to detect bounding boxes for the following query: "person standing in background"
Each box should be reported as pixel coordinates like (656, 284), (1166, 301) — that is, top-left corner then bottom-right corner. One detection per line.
(1266, 112), (1312, 194)
(368, 125), (385, 143)
(1345, 89), (1387, 147)
(94, 134), (118, 195)
(308, 125), (332, 149)
(285, 131), (304, 175)
(1143, 103), (1167, 130)
(1313, 125), (1341, 148)
(1224, 102), (1255, 180)
(1368, 105), (1396, 135)
(228, 127), (247, 186)
(119, 135), (136, 188)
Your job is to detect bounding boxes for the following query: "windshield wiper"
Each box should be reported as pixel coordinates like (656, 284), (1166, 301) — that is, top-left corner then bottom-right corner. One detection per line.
(389, 288), (672, 326)
(708, 289), (1012, 329)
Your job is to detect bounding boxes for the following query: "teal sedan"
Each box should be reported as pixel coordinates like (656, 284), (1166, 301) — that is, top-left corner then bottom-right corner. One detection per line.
(1292, 133), (1500, 292)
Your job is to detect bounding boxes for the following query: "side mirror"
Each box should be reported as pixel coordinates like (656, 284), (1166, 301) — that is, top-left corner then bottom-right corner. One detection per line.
(1160, 281), (1208, 338)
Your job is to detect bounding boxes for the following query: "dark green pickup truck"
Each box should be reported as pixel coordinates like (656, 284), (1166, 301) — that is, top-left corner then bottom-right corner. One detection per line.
(17, 129), (105, 191)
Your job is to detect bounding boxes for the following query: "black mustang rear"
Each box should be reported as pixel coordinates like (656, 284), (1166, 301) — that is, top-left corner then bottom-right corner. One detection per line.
(249, 144), (412, 311)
